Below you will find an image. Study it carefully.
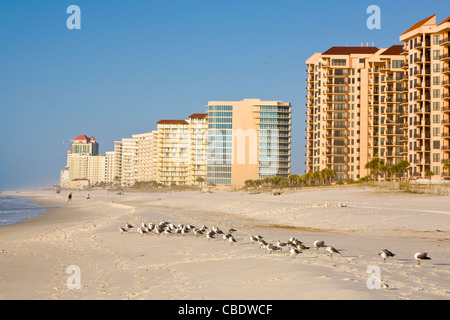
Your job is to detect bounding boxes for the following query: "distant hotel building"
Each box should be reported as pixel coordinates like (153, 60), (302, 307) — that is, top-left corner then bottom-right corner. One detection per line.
(60, 135), (106, 188)
(305, 14), (450, 181)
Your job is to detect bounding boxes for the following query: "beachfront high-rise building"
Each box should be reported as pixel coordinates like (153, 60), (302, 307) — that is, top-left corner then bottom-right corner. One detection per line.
(206, 99), (291, 187)
(305, 47), (379, 181)
(305, 15), (450, 182)
(399, 15), (450, 179)
(187, 114), (208, 186)
(366, 45), (408, 167)
(155, 120), (190, 186)
(133, 131), (158, 183)
(60, 134), (106, 188)
(69, 135), (99, 156)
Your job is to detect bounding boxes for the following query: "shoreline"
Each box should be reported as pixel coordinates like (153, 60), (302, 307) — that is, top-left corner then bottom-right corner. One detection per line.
(0, 187), (449, 300)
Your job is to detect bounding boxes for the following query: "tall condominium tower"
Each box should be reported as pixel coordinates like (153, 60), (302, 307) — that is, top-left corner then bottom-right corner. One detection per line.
(133, 131), (158, 183)
(60, 134), (105, 188)
(156, 119), (190, 186)
(187, 113), (208, 186)
(305, 47), (379, 181)
(366, 45), (408, 167)
(399, 14), (450, 179)
(69, 135), (99, 156)
(206, 99), (291, 187)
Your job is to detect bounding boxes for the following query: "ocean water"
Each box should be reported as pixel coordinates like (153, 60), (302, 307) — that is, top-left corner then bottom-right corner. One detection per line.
(0, 196), (54, 227)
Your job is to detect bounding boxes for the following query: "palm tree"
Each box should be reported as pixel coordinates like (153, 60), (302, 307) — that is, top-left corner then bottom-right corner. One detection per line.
(379, 164), (390, 181)
(195, 177), (205, 186)
(288, 174), (299, 187)
(425, 170), (434, 180)
(443, 161), (450, 178)
(365, 158), (384, 182)
(395, 160), (410, 182)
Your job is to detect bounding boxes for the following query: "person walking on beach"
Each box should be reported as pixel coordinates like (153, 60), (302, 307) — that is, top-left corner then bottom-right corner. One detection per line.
(67, 192), (73, 204)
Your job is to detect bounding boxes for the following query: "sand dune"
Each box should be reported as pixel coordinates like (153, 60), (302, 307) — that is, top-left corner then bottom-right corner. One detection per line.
(0, 186), (449, 300)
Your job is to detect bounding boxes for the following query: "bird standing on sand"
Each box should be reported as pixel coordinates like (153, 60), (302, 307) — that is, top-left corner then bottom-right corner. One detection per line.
(326, 246), (340, 258)
(289, 246), (301, 257)
(119, 226), (128, 233)
(229, 236), (237, 245)
(250, 235), (258, 244)
(314, 240), (326, 251)
(378, 249), (395, 263)
(277, 241), (287, 251)
(414, 252), (431, 266)
(125, 223), (134, 229)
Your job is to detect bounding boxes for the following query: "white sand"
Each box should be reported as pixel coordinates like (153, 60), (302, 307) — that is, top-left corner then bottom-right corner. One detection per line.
(0, 186), (449, 300)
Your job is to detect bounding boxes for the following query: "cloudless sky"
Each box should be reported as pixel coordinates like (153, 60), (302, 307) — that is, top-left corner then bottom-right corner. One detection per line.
(1, 0), (450, 190)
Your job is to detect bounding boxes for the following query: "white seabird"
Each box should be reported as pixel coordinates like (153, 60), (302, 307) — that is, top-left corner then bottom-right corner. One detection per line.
(229, 236), (237, 245)
(378, 249), (395, 263)
(289, 246), (301, 257)
(193, 228), (203, 237)
(326, 246), (340, 258)
(266, 244), (280, 254)
(119, 226), (128, 233)
(414, 252), (431, 266)
(250, 235), (258, 244)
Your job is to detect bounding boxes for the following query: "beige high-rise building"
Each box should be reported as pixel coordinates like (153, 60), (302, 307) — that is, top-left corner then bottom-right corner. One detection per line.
(366, 45), (408, 167)
(305, 47), (379, 181)
(187, 114), (208, 186)
(112, 138), (136, 187)
(133, 131), (157, 183)
(399, 14), (450, 179)
(206, 99), (291, 187)
(155, 120), (190, 186)
(105, 151), (116, 184)
(305, 15), (450, 182)
(60, 134), (106, 188)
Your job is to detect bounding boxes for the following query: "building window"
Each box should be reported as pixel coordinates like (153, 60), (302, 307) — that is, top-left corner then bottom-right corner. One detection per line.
(433, 153), (440, 162)
(433, 35), (440, 45)
(433, 141), (440, 149)
(433, 89), (440, 98)
(433, 50), (441, 60)
(433, 166), (440, 175)
(433, 102), (441, 111)
(433, 127), (440, 136)
(332, 59), (347, 66)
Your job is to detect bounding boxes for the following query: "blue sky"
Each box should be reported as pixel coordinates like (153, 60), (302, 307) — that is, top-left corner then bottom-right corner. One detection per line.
(1, 0), (449, 190)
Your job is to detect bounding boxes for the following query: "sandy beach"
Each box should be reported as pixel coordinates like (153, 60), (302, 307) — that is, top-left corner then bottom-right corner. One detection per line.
(0, 186), (449, 300)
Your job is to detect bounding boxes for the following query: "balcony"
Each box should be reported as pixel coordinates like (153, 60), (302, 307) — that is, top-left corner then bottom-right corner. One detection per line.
(442, 93), (450, 100)
(440, 53), (450, 61)
(440, 37), (450, 46)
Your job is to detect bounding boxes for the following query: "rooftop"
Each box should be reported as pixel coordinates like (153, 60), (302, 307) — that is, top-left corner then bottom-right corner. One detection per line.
(380, 45), (404, 56)
(322, 46), (379, 55)
(157, 120), (189, 125)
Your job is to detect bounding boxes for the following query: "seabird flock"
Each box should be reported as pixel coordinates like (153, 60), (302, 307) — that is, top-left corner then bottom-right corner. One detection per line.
(119, 222), (432, 266)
